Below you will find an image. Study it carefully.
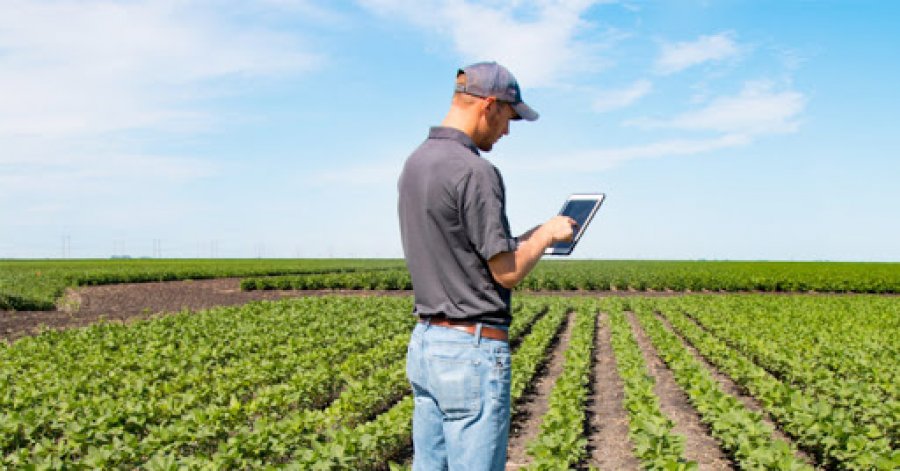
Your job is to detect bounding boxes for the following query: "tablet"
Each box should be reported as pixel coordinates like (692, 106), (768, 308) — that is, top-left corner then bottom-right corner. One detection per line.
(544, 193), (606, 255)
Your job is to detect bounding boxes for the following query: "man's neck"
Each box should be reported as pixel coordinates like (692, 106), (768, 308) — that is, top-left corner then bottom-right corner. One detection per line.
(441, 108), (478, 140)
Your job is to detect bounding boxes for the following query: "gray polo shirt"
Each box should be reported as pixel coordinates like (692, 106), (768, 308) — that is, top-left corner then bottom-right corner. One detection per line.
(398, 126), (517, 326)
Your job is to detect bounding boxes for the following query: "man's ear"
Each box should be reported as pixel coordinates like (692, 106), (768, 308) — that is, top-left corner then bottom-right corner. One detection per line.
(481, 96), (497, 115)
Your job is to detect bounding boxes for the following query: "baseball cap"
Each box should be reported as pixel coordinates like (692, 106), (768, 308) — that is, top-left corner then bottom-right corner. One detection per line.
(455, 61), (539, 121)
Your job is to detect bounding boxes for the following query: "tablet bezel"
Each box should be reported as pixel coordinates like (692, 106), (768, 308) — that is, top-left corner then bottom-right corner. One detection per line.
(544, 193), (605, 256)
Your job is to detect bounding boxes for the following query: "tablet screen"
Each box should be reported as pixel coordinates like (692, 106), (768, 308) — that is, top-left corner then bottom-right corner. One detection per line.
(546, 194), (605, 255)
(561, 199), (596, 239)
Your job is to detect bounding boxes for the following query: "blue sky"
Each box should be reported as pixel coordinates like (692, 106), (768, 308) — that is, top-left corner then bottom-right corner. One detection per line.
(2, 0), (898, 261)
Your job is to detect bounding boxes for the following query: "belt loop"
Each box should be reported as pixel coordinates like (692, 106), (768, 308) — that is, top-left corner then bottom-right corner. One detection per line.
(474, 322), (483, 346)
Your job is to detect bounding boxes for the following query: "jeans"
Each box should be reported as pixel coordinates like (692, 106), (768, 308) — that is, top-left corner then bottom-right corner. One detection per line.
(407, 321), (512, 471)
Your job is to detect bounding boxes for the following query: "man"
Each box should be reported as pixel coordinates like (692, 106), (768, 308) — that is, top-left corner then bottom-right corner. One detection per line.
(398, 61), (577, 470)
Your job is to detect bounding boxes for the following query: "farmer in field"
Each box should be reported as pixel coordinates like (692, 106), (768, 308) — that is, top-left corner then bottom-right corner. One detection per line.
(398, 62), (577, 470)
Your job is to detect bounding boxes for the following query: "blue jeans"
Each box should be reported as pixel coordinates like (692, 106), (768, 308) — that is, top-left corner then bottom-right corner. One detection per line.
(406, 321), (512, 471)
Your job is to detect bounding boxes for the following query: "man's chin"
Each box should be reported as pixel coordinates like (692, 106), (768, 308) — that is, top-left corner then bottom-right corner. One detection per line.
(477, 142), (494, 152)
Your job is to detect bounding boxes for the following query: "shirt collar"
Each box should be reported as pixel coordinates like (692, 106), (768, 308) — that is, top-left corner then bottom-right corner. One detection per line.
(428, 126), (480, 155)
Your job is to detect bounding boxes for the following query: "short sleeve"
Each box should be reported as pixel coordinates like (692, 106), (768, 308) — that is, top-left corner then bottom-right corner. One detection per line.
(459, 164), (517, 261)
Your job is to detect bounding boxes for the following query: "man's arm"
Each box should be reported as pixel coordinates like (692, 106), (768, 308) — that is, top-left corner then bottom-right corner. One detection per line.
(488, 216), (576, 289)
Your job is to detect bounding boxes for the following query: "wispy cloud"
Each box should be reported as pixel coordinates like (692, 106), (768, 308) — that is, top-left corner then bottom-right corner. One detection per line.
(358, 0), (607, 88)
(655, 32), (739, 75)
(507, 133), (751, 173)
(593, 79), (653, 112)
(509, 80), (804, 173)
(0, 1), (321, 139)
(0, 0), (325, 214)
(627, 80), (806, 136)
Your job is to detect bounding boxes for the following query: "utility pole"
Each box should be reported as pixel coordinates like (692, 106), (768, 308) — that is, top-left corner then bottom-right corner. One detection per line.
(61, 235), (71, 258)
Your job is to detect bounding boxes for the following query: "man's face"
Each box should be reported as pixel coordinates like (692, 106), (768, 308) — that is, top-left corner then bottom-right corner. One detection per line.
(476, 99), (516, 152)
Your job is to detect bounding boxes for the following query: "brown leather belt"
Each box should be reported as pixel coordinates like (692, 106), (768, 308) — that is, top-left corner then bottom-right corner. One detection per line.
(419, 317), (509, 342)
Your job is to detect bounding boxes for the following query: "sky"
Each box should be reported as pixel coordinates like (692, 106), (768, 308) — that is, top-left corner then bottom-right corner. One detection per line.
(1, 0), (898, 261)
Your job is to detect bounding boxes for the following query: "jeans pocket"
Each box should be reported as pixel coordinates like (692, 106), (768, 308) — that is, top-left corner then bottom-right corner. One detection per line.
(490, 346), (512, 401)
(428, 356), (481, 420)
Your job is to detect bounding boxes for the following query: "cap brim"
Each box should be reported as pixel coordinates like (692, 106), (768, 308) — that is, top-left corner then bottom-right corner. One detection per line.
(512, 101), (539, 121)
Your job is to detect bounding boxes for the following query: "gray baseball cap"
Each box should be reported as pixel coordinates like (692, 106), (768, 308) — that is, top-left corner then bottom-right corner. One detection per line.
(455, 61), (539, 121)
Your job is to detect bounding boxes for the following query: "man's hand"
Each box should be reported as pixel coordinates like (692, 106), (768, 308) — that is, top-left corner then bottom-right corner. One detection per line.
(488, 215), (578, 289)
(543, 215), (578, 245)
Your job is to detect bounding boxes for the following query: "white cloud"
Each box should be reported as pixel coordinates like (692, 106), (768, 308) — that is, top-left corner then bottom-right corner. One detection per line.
(593, 79), (653, 112)
(506, 133), (751, 173)
(655, 32), (739, 75)
(0, 1), (320, 139)
(505, 80), (805, 175)
(628, 81), (806, 136)
(358, 0), (606, 88)
(0, 0), (324, 219)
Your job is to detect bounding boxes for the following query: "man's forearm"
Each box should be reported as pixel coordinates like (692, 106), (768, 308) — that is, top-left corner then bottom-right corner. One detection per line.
(488, 224), (554, 289)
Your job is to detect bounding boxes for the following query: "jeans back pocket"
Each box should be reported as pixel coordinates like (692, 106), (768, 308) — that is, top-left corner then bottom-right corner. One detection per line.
(427, 355), (482, 420)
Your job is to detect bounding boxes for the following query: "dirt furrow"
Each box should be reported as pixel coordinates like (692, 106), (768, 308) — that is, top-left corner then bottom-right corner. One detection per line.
(624, 311), (733, 470)
(1, 279), (411, 342)
(654, 311), (816, 466)
(506, 311), (576, 470)
(586, 312), (640, 470)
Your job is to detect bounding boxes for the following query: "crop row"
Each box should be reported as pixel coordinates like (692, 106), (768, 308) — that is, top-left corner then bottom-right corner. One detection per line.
(0, 258), (404, 311)
(646, 297), (897, 469)
(606, 302), (694, 469)
(671, 295), (898, 429)
(242, 260), (900, 295)
(524, 300), (598, 469)
(524, 261), (900, 293)
(5, 259), (898, 311)
(1, 296), (414, 467)
(630, 301), (811, 469)
(290, 298), (563, 469)
(156, 299), (555, 468)
(241, 270), (412, 291)
(3, 293), (896, 469)
(1, 295), (563, 468)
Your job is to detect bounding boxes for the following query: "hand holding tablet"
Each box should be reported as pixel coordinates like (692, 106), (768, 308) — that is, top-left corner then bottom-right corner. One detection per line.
(544, 193), (606, 255)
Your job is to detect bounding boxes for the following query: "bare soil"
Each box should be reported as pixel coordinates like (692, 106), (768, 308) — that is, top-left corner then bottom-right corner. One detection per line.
(0, 278), (408, 343)
(586, 312), (641, 470)
(506, 311), (575, 469)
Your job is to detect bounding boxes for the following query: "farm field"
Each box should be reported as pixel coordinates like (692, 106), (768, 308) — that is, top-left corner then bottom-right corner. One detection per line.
(0, 258), (403, 311)
(3, 259), (899, 312)
(242, 260), (900, 294)
(2, 289), (897, 469)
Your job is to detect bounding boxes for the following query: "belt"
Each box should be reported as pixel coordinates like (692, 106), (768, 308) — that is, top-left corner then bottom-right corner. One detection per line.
(419, 317), (508, 342)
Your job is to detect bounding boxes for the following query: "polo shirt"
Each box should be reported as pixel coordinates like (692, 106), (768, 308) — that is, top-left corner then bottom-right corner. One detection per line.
(398, 126), (518, 326)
